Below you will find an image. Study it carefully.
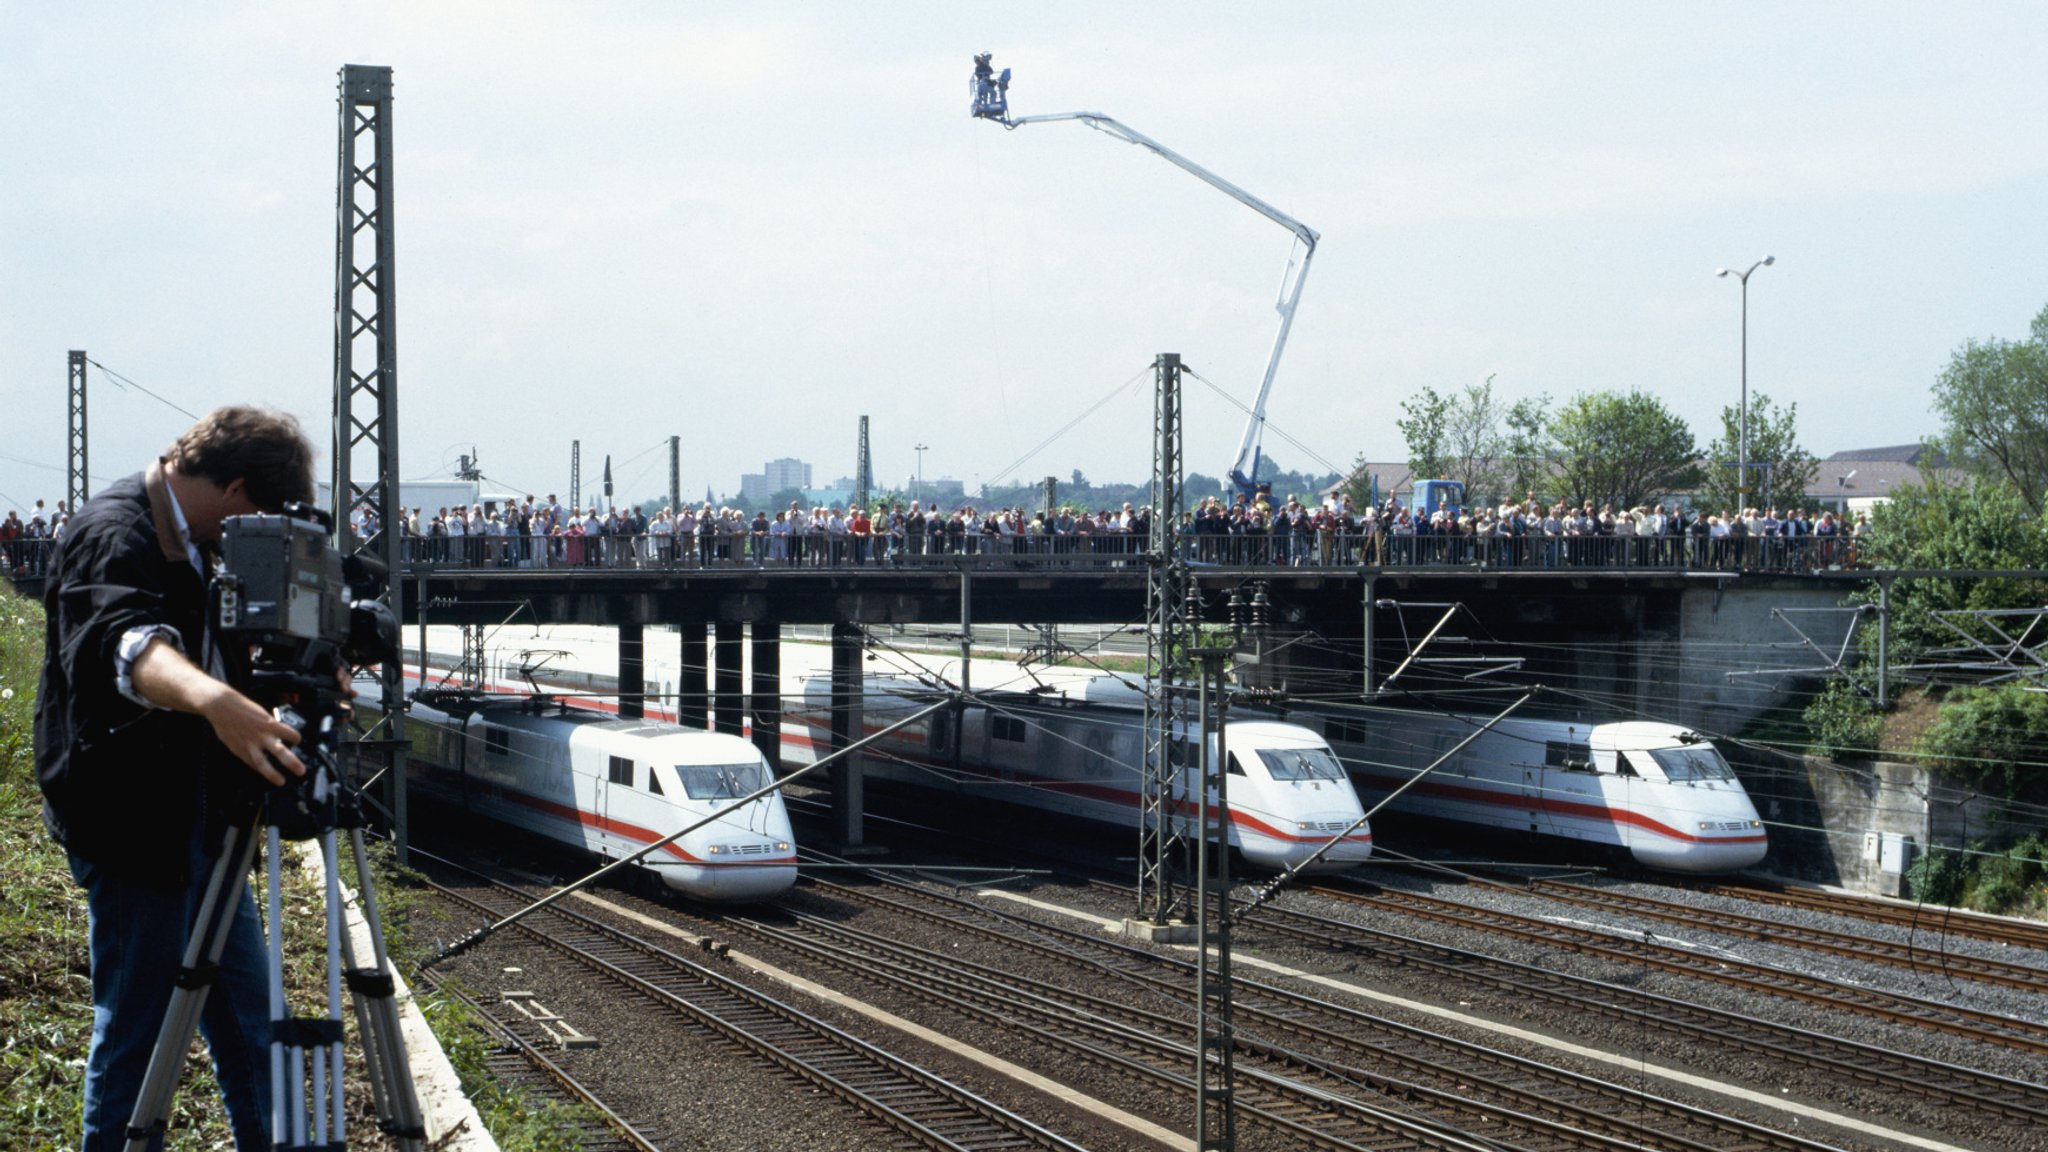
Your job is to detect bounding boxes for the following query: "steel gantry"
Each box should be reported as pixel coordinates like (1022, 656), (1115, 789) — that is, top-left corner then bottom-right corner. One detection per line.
(331, 63), (409, 859)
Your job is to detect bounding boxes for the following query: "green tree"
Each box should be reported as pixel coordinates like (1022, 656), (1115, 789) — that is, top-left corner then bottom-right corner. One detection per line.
(1502, 395), (1554, 505)
(1931, 303), (2048, 516)
(1444, 377), (1509, 504)
(1849, 476), (2048, 663)
(1698, 391), (1819, 515)
(1396, 377), (1554, 506)
(1547, 391), (1700, 509)
(1396, 386), (1451, 485)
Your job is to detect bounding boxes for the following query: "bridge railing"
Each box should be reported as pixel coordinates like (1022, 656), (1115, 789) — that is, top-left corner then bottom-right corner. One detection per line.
(372, 530), (1863, 574)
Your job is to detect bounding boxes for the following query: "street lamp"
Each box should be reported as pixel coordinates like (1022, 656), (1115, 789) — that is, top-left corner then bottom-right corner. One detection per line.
(913, 442), (928, 498)
(1715, 255), (1775, 508)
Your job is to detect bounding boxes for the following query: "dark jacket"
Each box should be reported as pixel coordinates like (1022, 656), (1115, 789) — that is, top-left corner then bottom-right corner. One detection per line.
(35, 470), (237, 886)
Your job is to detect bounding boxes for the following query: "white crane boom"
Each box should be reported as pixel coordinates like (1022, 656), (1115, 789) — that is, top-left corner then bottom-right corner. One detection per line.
(973, 59), (1319, 498)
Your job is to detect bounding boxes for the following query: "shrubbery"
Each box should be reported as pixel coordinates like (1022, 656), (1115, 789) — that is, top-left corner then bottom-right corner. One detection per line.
(1907, 836), (2048, 916)
(1916, 684), (2048, 798)
(1801, 678), (1884, 760)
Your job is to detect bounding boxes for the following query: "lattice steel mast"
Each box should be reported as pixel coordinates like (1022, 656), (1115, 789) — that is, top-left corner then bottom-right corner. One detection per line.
(67, 351), (89, 511)
(1139, 352), (1193, 922)
(331, 63), (408, 860)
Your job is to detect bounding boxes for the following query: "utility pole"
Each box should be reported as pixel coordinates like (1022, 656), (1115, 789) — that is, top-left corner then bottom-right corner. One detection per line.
(1043, 475), (1058, 520)
(855, 415), (873, 512)
(331, 63), (407, 861)
(67, 351), (88, 511)
(1191, 641), (1237, 1151)
(669, 435), (681, 515)
(570, 440), (581, 513)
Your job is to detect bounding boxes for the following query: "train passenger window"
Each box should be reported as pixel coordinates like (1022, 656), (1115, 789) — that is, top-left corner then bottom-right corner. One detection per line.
(1545, 741), (1593, 771)
(676, 763), (768, 800)
(1256, 747), (1348, 782)
(1323, 717), (1369, 744)
(485, 727), (510, 760)
(991, 714), (1027, 743)
(608, 755), (633, 786)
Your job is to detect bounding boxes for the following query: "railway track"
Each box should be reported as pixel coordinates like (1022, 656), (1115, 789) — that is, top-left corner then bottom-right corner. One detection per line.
(790, 787), (2048, 1125)
(416, 975), (665, 1152)
(1312, 881), (2048, 1057)
(412, 855), (1097, 1152)
(1667, 876), (2048, 953)
(1223, 886), (2048, 1124)
(647, 871), (1864, 1152)
(1467, 873), (2048, 994)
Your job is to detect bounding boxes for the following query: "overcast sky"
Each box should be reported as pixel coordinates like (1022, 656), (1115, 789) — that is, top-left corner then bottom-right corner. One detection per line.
(5, 3), (2046, 515)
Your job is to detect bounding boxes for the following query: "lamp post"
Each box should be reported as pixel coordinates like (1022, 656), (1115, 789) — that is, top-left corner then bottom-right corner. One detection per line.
(1715, 256), (1775, 507)
(913, 442), (928, 499)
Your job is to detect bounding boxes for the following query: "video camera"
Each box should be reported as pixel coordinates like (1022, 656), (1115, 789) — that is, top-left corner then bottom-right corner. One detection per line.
(211, 503), (400, 837)
(215, 503), (399, 673)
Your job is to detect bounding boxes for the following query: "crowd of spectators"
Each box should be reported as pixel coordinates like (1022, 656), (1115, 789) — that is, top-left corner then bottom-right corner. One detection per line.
(0, 499), (68, 576)
(5, 490), (1871, 580)
(327, 490), (1872, 574)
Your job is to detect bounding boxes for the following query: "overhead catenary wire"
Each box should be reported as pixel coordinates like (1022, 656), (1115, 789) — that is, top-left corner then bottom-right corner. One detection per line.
(86, 359), (200, 421)
(1184, 365), (1348, 482)
(978, 363), (1153, 493)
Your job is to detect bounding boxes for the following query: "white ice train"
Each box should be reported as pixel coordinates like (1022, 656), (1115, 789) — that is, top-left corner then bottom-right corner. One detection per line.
(783, 674), (1373, 872)
(1292, 704), (1768, 873)
(398, 690), (798, 901)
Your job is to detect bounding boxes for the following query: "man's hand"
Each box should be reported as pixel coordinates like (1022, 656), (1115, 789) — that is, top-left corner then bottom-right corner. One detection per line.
(129, 637), (306, 786)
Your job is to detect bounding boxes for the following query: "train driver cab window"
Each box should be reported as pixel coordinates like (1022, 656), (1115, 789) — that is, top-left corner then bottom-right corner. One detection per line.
(991, 714), (1027, 743)
(1226, 753), (1246, 777)
(646, 769), (664, 796)
(676, 763), (769, 800)
(1648, 745), (1736, 782)
(608, 755), (634, 786)
(1256, 747), (1348, 782)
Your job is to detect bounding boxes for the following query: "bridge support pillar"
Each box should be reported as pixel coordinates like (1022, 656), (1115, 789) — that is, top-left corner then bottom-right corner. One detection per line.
(679, 623), (708, 729)
(751, 623), (782, 768)
(715, 621), (745, 736)
(830, 622), (865, 849)
(618, 622), (644, 719)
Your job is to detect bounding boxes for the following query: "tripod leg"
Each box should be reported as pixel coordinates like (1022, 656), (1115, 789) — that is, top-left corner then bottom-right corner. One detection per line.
(122, 819), (261, 1152)
(340, 826), (426, 1151)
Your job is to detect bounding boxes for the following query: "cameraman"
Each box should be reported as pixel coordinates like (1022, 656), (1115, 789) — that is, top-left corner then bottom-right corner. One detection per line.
(35, 406), (316, 1151)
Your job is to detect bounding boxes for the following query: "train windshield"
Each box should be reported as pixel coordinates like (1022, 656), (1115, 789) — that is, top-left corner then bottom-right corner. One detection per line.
(1256, 747), (1348, 782)
(674, 763), (769, 800)
(1647, 745), (1736, 783)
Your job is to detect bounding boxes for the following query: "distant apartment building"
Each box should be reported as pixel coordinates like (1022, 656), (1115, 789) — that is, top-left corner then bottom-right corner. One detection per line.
(740, 457), (812, 504)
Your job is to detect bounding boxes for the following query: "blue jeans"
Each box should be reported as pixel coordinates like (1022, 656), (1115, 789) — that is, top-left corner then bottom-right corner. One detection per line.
(70, 826), (275, 1151)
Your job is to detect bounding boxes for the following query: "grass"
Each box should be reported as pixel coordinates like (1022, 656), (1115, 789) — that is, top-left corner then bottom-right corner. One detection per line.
(1, 581), (636, 1149)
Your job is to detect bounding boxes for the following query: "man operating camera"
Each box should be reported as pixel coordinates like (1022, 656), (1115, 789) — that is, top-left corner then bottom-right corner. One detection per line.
(35, 406), (318, 1151)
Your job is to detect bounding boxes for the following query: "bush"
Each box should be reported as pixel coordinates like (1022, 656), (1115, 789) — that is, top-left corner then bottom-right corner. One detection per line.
(1916, 684), (2048, 798)
(1967, 834), (2047, 917)
(1905, 843), (1969, 905)
(1803, 678), (1884, 760)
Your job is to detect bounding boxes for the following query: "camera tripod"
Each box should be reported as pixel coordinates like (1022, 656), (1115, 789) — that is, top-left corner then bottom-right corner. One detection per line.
(122, 695), (424, 1152)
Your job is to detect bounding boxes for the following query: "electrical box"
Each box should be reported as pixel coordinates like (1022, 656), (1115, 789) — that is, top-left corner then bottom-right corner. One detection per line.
(1878, 832), (1914, 875)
